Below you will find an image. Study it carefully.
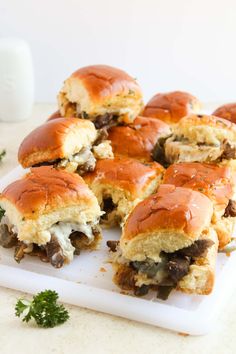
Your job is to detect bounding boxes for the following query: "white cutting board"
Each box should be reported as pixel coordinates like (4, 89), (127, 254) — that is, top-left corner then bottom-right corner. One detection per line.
(0, 166), (235, 335)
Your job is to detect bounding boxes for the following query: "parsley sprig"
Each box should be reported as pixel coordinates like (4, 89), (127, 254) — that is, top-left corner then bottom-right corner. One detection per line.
(15, 290), (69, 328)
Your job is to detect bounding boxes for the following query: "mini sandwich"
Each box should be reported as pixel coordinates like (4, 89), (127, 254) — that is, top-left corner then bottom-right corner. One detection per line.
(163, 162), (236, 249)
(0, 166), (102, 268)
(84, 157), (164, 227)
(107, 185), (218, 299)
(18, 117), (113, 174)
(58, 65), (143, 129)
(213, 103), (236, 124)
(142, 91), (201, 124)
(108, 116), (171, 163)
(161, 114), (236, 165)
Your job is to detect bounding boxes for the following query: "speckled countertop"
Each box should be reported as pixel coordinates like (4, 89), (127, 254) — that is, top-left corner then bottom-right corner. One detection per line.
(0, 104), (235, 354)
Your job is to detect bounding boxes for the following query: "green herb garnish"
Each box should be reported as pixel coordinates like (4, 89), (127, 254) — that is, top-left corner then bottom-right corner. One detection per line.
(0, 206), (5, 221)
(0, 149), (6, 162)
(81, 111), (89, 119)
(15, 290), (69, 328)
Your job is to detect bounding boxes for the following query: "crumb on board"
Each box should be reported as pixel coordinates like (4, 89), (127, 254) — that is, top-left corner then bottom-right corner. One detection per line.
(226, 252), (231, 257)
(100, 267), (107, 272)
(178, 332), (189, 337)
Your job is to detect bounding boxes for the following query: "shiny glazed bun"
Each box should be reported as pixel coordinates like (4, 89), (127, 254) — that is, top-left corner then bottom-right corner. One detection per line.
(143, 91), (201, 124)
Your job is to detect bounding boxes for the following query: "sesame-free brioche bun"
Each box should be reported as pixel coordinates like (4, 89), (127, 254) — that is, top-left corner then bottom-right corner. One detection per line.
(163, 163), (236, 248)
(84, 157), (164, 226)
(164, 114), (236, 164)
(121, 184), (213, 262)
(142, 91), (201, 124)
(163, 163), (234, 212)
(58, 65), (143, 126)
(108, 116), (171, 162)
(0, 166), (102, 245)
(18, 118), (97, 168)
(213, 103), (236, 124)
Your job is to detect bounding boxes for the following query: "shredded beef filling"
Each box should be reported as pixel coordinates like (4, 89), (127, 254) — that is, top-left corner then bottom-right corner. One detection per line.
(106, 240), (119, 252)
(224, 199), (236, 217)
(45, 234), (65, 268)
(101, 197), (118, 224)
(33, 148), (96, 175)
(92, 114), (119, 129)
(221, 142), (236, 160)
(108, 238), (214, 299)
(93, 128), (108, 146)
(152, 136), (170, 168)
(0, 220), (99, 268)
(0, 224), (18, 248)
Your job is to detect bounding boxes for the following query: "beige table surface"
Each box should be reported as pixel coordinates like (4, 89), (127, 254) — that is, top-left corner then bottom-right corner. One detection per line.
(0, 103), (235, 354)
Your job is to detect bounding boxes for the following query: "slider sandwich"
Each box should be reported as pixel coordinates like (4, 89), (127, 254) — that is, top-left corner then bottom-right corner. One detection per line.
(18, 118), (113, 174)
(84, 157), (164, 227)
(157, 114), (236, 165)
(108, 185), (218, 299)
(108, 116), (171, 163)
(163, 162), (236, 249)
(0, 166), (102, 268)
(142, 91), (201, 124)
(58, 65), (143, 129)
(213, 103), (236, 124)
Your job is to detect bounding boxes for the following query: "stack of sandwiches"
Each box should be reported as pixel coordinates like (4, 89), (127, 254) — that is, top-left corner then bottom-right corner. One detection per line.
(1, 64), (236, 300)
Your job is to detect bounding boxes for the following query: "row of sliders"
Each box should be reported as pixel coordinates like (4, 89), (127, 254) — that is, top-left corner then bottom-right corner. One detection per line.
(0, 64), (236, 301)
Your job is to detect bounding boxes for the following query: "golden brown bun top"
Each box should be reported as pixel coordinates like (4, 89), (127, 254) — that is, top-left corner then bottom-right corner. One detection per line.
(47, 110), (62, 121)
(213, 103), (236, 124)
(163, 162), (234, 207)
(84, 157), (164, 196)
(0, 166), (94, 219)
(123, 184), (213, 241)
(108, 116), (171, 162)
(177, 113), (236, 130)
(142, 91), (200, 123)
(18, 117), (96, 168)
(70, 65), (142, 102)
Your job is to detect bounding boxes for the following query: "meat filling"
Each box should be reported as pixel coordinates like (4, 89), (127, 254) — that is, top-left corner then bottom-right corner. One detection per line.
(224, 199), (236, 217)
(33, 130), (111, 174)
(165, 134), (236, 164)
(221, 142), (236, 160)
(93, 114), (119, 129)
(0, 215), (100, 268)
(108, 238), (214, 299)
(33, 148), (96, 174)
(101, 197), (120, 225)
(152, 136), (171, 168)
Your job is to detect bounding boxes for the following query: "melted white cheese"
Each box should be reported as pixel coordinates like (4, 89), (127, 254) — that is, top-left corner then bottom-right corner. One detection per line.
(49, 222), (94, 262)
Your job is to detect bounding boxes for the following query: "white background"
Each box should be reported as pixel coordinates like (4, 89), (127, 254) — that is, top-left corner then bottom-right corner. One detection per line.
(1, 0), (236, 103)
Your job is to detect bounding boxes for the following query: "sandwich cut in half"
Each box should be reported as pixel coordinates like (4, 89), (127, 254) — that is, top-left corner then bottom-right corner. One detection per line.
(18, 117), (113, 174)
(142, 91), (201, 124)
(161, 114), (236, 165)
(0, 166), (103, 268)
(163, 162), (236, 249)
(107, 185), (218, 299)
(58, 65), (143, 129)
(108, 116), (171, 163)
(84, 157), (164, 227)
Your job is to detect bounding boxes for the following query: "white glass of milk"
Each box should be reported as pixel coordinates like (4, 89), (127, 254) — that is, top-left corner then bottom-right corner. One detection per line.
(0, 38), (34, 122)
